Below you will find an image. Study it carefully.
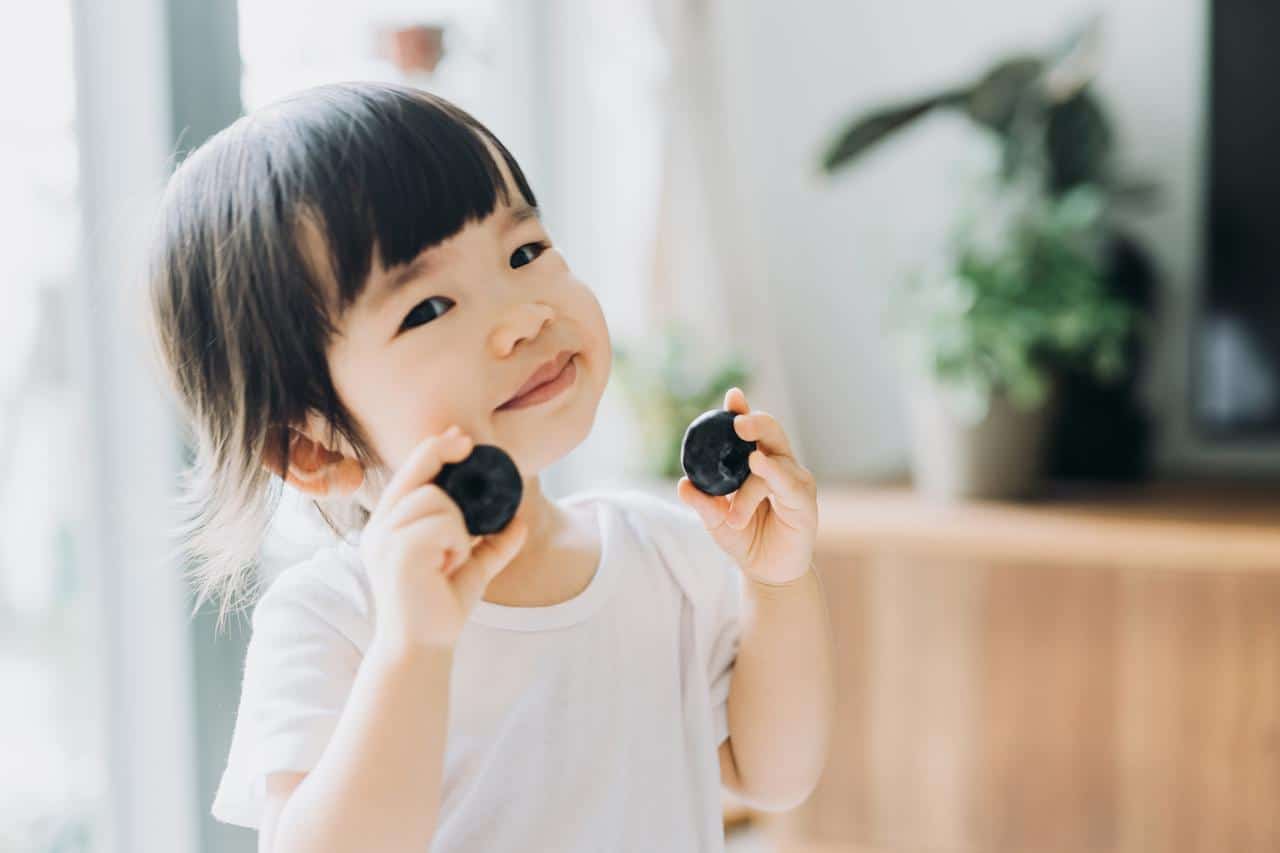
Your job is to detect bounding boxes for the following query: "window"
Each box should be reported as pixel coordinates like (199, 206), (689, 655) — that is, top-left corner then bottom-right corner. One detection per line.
(0, 2), (108, 850)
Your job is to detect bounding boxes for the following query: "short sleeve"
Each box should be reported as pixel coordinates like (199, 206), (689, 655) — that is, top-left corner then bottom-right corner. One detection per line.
(210, 569), (366, 829)
(618, 489), (745, 749)
(705, 551), (743, 747)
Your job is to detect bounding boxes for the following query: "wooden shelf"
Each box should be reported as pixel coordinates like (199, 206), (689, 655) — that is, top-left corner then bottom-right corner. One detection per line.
(771, 477), (1280, 853)
(815, 478), (1280, 573)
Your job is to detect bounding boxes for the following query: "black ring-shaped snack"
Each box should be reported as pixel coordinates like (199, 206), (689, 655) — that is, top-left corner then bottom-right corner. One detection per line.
(681, 409), (758, 496)
(434, 444), (523, 535)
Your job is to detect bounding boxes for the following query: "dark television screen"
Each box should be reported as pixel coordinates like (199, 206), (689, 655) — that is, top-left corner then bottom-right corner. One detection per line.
(1198, 0), (1280, 437)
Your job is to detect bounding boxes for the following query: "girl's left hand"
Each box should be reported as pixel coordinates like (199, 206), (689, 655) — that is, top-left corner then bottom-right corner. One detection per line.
(677, 387), (818, 586)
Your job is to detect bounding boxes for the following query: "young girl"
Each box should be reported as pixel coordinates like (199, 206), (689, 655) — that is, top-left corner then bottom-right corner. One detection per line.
(147, 81), (834, 853)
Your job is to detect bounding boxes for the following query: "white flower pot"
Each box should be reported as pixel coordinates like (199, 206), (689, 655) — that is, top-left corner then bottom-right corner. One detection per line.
(906, 375), (1057, 502)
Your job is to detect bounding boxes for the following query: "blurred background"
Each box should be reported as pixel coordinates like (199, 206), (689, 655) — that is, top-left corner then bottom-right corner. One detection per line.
(3, 0), (1278, 851)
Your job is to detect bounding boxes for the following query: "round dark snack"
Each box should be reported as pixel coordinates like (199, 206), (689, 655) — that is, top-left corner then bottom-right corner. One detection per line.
(434, 444), (523, 535)
(681, 409), (758, 496)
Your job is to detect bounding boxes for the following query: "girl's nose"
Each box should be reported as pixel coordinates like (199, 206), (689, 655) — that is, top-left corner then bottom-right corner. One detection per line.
(488, 302), (555, 358)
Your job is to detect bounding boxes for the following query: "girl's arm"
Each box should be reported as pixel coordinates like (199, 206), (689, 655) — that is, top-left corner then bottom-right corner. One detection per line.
(266, 639), (454, 853)
(676, 388), (834, 812)
(720, 564), (836, 811)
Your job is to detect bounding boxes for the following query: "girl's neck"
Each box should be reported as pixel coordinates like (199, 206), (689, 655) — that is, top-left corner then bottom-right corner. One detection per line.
(514, 473), (562, 557)
(483, 472), (601, 607)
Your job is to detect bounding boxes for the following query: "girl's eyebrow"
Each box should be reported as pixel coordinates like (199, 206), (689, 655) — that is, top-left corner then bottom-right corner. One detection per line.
(507, 202), (540, 228)
(368, 202), (541, 311)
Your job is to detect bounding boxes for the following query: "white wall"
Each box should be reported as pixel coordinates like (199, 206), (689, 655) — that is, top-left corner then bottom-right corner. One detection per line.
(534, 0), (671, 495)
(712, 0), (1280, 479)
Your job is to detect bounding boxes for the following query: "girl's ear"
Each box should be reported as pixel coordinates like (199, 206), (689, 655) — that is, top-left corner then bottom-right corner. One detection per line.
(262, 425), (365, 498)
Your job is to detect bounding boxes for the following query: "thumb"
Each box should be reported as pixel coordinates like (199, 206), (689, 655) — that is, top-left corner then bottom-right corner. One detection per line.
(451, 516), (528, 605)
(677, 477), (730, 530)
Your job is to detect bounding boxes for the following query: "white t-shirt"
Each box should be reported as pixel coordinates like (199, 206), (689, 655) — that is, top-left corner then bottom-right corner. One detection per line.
(212, 487), (744, 852)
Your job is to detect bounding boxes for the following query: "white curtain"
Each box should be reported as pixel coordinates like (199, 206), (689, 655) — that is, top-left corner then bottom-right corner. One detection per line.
(648, 0), (803, 458)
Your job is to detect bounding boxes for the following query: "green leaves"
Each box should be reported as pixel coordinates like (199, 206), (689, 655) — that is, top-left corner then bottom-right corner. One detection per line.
(613, 325), (752, 478)
(890, 181), (1137, 421)
(819, 15), (1151, 427)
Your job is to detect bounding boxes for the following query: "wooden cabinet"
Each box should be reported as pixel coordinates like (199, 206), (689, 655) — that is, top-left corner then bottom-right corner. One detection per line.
(758, 480), (1280, 853)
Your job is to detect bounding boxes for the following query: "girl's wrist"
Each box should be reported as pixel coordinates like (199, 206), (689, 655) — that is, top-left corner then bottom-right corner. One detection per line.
(742, 561), (816, 592)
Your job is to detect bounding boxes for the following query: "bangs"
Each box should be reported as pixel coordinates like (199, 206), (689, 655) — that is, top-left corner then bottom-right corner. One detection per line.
(261, 81), (539, 318)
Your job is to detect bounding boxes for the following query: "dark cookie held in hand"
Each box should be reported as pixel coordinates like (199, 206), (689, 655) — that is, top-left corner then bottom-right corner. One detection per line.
(681, 409), (758, 496)
(434, 444), (523, 535)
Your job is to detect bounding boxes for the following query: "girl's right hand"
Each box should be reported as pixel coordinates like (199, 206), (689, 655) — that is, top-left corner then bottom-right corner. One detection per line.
(358, 425), (528, 649)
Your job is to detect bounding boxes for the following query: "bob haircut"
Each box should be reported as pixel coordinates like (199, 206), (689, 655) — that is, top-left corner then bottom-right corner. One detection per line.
(146, 81), (539, 629)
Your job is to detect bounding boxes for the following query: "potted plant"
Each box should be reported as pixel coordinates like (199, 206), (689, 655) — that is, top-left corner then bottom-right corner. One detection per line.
(612, 323), (752, 484)
(894, 175), (1136, 499)
(818, 18), (1157, 500)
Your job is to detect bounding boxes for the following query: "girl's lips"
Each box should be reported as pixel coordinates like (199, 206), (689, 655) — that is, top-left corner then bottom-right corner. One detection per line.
(495, 355), (578, 411)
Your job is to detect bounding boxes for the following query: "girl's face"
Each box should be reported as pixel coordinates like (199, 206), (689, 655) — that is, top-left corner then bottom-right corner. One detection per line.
(318, 154), (611, 489)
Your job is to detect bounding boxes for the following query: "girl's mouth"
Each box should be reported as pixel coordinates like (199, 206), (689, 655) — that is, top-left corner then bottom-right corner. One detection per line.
(496, 355), (578, 411)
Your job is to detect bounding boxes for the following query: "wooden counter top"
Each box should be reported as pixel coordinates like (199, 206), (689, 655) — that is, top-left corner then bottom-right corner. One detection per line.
(815, 478), (1280, 573)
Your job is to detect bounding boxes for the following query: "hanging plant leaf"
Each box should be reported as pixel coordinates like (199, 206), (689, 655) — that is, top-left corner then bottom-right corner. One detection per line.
(962, 57), (1044, 133)
(820, 89), (968, 174)
(1046, 90), (1112, 193)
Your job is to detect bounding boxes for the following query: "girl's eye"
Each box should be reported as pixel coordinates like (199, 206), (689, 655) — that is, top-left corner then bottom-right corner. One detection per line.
(398, 242), (548, 334)
(511, 241), (549, 269)
(399, 296), (455, 332)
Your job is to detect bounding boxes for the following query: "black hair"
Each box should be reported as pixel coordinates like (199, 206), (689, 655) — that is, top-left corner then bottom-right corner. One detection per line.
(146, 81), (538, 629)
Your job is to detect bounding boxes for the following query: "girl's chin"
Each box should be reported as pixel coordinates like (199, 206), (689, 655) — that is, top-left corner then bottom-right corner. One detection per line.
(502, 414), (596, 477)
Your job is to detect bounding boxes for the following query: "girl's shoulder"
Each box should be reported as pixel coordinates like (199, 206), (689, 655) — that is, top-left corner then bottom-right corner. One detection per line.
(252, 538), (375, 655)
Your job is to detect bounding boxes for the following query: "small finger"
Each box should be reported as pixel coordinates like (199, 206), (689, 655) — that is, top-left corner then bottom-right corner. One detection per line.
(733, 410), (795, 460)
(376, 426), (473, 515)
(383, 482), (464, 533)
(746, 449), (811, 512)
(397, 511), (475, 575)
(444, 535), (487, 577)
(676, 476), (731, 530)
